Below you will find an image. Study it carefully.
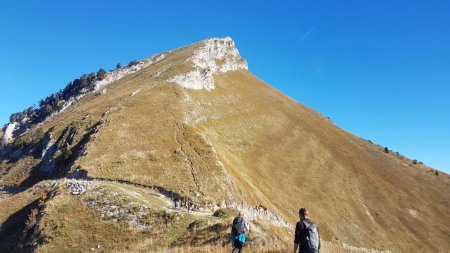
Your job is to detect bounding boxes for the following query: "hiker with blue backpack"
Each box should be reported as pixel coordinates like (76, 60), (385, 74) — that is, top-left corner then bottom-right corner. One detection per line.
(293, 208), (321, 253)
(231, 211), (250, 253)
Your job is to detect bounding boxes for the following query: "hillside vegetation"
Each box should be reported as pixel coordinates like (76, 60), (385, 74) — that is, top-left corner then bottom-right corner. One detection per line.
(1, 37), (449, 252)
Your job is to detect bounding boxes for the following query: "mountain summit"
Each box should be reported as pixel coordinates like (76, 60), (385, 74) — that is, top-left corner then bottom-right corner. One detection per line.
(1, 37), (449, 252)
(169, 37), (248, 90)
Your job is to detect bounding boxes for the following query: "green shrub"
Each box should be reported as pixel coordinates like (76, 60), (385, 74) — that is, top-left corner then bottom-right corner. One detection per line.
(384, 147), (389, 153)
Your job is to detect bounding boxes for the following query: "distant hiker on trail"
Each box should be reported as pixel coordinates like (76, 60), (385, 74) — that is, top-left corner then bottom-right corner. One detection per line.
(174, 197), (180, 209)
(231, 211), (250, 253)
(293, 208), (321, 253)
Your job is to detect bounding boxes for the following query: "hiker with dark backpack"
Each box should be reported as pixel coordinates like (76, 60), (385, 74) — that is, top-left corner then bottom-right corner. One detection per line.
(293, 208), (320, 253)
(231, 211), (250, 253)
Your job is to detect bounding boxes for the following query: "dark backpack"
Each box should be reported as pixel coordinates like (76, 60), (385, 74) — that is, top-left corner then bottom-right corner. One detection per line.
(302, 220), (320, 251)
(232, 217), (245, 235)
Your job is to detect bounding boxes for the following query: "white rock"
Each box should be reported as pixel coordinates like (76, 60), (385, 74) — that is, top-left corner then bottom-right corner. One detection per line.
(1, 122), (17, 144)
(97, 88), (108, 95)
(94, 53), (165, 91)
(169, 37), (248, 90)
(66, 180), (92, 195)
(169, 69), (215, 90)
(130, 89), (141, 97)
(41, 133), (54, 158)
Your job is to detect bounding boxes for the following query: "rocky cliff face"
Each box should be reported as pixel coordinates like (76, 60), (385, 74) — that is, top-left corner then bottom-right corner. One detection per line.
(169, 37), (248, 90)
(0, 37), (449, 253)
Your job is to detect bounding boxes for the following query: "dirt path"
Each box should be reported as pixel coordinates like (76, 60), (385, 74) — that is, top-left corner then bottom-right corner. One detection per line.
(165, 206), (213, 216)
(84, 177), (215, 217)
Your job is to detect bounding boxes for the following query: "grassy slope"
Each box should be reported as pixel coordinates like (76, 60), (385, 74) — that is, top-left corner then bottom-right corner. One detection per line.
(1, 40), (449, 252)
(32, 181), (290, 253)
(187, 70), (450, 252)
(36, 183), (196, 253)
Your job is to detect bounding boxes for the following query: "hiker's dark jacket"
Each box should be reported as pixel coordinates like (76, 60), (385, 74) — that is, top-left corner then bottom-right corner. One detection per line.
(294, 218), (320, 253)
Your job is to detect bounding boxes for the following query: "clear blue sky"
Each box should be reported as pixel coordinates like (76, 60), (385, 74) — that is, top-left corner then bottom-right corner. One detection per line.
(1, 1), (449, 173)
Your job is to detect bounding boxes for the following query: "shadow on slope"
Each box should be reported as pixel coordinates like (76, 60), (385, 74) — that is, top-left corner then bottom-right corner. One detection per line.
(19, 121), (105, 187)
(0, 190), (55, 253)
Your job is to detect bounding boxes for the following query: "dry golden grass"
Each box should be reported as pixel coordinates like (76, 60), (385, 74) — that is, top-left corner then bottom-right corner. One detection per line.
(113, 241), (356, 253)
(32, 182), (291, 253)
(182, 70), (450, 252)
(1, 39), (449, 252)
(0, 188), (40, 224)
(37, 188), (192, 253)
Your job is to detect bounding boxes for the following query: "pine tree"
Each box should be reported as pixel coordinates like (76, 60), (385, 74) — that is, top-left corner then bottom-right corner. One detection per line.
(42, 104), (55, 115)
(97, 68), (107, 81)
(128, 60), (139, 67)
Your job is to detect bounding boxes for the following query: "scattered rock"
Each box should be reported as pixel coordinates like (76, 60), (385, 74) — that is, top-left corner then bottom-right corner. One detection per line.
(65, 180), (93, 195)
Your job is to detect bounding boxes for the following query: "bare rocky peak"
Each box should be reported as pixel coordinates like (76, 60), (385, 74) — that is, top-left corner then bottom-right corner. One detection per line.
(169, 37), (248, 90)
(191, 37), (248, 72)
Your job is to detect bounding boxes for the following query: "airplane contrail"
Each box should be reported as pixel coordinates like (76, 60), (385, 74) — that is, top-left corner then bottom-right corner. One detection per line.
(296, 26), (316, 44)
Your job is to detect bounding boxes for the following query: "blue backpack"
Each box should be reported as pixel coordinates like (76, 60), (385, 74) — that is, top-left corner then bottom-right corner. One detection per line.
(231, 217), (246, 244)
